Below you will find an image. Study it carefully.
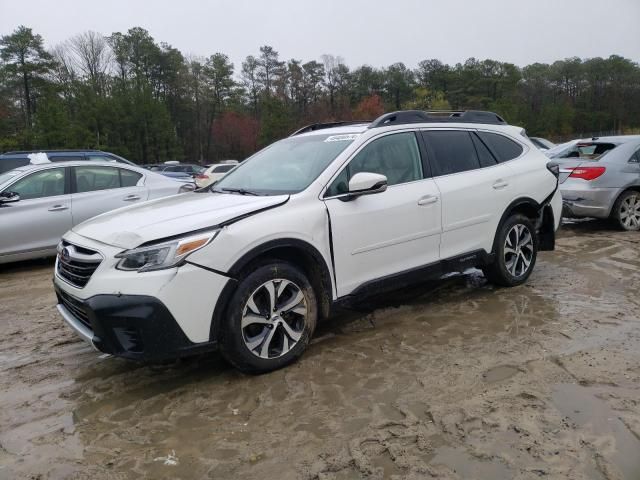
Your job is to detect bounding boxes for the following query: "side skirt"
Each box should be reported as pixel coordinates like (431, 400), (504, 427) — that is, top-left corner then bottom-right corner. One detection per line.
(334, 249), (493, 308)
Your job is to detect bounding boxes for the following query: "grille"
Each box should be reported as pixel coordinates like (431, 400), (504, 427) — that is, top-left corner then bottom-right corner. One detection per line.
(58, 289), (92, 330)
(56, 241), (102, 288)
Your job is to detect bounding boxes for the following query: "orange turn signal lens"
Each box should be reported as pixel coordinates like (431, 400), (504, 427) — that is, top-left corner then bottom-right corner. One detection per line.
(176, 238), (209, 256)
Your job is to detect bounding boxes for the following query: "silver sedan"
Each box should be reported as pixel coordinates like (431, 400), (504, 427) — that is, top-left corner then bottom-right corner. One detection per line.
(555, 135), (640, 230)
(0, 161), (194, 264)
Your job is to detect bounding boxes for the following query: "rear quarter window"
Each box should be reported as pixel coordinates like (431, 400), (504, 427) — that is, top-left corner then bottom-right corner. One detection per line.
(477, 132), (524, 162)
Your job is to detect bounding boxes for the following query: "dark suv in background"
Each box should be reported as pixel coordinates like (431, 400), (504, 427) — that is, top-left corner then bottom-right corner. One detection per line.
(0, 150), (135, 174)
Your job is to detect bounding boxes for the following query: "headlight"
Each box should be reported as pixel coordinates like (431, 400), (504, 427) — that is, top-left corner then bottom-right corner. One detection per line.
(115, 230), (219, 272)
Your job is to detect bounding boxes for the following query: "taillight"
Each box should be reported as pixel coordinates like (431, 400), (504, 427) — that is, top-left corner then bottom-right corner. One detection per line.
(569, 166), (606, 181)
(195, 174), (209, 179)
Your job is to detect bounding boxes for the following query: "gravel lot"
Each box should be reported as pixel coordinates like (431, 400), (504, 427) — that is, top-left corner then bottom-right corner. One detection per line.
(1, 221), (639, 480)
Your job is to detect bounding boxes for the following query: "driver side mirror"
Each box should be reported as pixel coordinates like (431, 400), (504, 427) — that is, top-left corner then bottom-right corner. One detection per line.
(345, 172), (388, 200)
(0, 191), (20, 204)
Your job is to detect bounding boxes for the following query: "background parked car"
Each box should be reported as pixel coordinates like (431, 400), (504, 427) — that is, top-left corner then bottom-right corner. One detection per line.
(0, 161), (193, 264)
(195, 161), (238, 188)
(557, 135), (640, 230)
(158, 170), (198, 187)
(529, 137), (555, 151)
(0, 150), (135, 174)
(148, 163), (205, 175)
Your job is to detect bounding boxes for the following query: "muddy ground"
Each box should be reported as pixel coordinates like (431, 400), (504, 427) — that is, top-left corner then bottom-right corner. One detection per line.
(0, 221), (639, 480)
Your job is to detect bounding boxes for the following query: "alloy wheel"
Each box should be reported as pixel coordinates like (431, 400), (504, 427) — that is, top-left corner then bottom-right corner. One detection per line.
(619, 194), (640, 230)
(241, 279), (307, 359)
(504, 224), (534, 277)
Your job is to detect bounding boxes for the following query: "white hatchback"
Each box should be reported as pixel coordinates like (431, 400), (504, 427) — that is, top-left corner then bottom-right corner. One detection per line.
(53, 110), (562, 373)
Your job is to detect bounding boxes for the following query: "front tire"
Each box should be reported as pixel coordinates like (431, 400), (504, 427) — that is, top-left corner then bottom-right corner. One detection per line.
(612, 190), (640, 231)
(483, 214), (538, 287)
(219, 261), (317, 374)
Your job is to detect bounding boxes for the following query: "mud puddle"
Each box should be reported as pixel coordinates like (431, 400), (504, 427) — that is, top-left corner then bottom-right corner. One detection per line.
(429, 445), (512, 479)
(552, 383), (640, 480)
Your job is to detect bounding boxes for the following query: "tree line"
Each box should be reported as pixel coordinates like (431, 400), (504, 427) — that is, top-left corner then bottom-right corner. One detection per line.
(1, 25), (639, 163)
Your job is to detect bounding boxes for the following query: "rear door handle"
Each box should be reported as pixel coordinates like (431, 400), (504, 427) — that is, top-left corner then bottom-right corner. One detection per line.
(493, 180), (509, 189)
(123, 195), (141, 201)
(417, 195), (438, 206)
(48, 205), (68, 212)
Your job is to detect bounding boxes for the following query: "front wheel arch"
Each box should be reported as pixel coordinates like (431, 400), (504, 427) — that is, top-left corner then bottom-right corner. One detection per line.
(209, 239), (333, 342)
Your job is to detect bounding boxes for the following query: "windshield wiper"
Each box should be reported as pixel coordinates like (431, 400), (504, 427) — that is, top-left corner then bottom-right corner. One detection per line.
(214, 187), (260, 196)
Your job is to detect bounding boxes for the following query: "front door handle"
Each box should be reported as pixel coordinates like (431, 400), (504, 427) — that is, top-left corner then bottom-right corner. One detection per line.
(123, 195), (141, 201)
(493, 180), (509, 189)
(48, 205), (69, 212)
(418, 195), (439, 206)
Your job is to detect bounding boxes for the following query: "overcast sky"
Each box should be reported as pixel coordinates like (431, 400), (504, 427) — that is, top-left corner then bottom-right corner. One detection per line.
(1, 0), (639, 69)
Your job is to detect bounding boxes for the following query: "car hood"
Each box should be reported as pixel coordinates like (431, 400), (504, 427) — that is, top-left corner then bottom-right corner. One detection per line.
(72, 192), (289, 249)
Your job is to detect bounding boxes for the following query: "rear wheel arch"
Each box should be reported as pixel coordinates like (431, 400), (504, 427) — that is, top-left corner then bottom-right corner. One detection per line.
(210, 239), (333, 342)
(492, 198), (541, 253)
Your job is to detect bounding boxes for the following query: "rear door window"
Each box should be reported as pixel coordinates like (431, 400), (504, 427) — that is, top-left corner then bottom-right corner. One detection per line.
(422, 130), (480, 176)
(476, 132), (524, 162)
(74, 166), (121, 193)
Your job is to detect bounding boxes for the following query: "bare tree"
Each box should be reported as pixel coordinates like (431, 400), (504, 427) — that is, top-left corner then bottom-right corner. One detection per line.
(69, 31), (112, 95)
(322, 54), (345, 115)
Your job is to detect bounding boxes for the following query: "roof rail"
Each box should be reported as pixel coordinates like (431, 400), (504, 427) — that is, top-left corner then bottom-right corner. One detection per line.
(368, 110), (507, 129)
(290, 121), (370, 136)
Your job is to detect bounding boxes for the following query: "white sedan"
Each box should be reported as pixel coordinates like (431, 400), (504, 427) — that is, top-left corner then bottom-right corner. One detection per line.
(195, 162), (238, 188)
(0, 161), (194, 264)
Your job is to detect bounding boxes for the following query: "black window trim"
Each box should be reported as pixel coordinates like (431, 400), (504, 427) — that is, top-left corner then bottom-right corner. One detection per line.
(474, 128), (527, 164)
(322, 129), (429, 200)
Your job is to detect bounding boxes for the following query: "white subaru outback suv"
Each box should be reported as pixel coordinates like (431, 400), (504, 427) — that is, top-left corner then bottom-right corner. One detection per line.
(54, 110), (562, 373)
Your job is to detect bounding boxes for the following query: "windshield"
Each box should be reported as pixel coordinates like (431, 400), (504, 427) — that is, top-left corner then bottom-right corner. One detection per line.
(213, 133), (358, 195)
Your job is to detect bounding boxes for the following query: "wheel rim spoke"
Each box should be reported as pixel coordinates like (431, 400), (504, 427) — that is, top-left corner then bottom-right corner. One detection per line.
(245, 328), (269, 351)
(246, 296), (262, 316)
(281, 320), (303, 342)
(279, 290), (305, 313)
(264, 281), (277, 313)
(259, 326), (277, 358)
(241, 314), (270, 329)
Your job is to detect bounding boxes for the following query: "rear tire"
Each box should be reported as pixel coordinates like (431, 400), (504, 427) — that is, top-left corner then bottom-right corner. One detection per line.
(483, 214), (538, 287)
(219, 261), (317, 374)
(612, 190), (640, 231)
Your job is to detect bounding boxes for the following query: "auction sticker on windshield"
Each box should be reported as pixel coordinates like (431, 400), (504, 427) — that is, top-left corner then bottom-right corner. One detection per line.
(324, 134), (360, 142)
